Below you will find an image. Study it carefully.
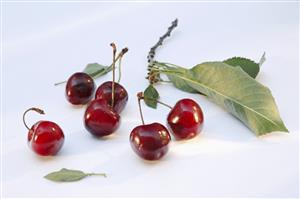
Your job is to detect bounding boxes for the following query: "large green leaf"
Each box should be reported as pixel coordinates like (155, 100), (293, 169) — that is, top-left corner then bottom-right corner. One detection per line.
(164, 65), (198, 93)
(160, 54), (265, 95)
(161, 62), (288, 136)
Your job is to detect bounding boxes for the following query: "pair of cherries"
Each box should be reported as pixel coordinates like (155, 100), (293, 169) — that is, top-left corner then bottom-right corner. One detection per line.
(24, 43), (128, 156)
(130, 93), (204, 161)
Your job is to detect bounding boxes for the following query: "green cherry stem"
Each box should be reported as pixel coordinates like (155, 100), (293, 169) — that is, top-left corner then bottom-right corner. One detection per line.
(54, 80), (67, 86)
(117, 56), (123, 83)
(156, 61), (185, 69)
(137, 92), (173, 126)
(156, 100), (172, 109)
(159, 80), (172, 83)
(117, 47), (128, 83)
(103, 48), (128, 79)
(145, 96), (173, 109)
(23, 107), (45, 131)
(151, 68), (183, 75)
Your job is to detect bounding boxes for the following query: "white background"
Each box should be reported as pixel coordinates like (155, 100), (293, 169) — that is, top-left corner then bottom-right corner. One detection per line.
(2, 1), (299, 198)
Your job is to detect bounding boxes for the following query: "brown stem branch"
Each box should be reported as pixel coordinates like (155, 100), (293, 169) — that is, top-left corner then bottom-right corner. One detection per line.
(147, 19), (178, 84)
(147, 19), (178, 65)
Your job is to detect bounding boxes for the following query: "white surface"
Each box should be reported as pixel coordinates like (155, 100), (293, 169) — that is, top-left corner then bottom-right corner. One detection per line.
(1, 2), (299, 198)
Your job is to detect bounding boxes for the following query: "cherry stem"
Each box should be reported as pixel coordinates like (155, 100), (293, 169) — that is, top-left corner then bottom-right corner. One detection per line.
(22, 107), (45, 131)
(137, 92), (145, 125)
(140, 94), (173, 109)
(156, 100), (172, 109)
(117, 48), (128, 84)
(110, 43), (117, 108)
(117, 56), (123, 83)
(136, 92), (172, 125)
(54, 80), (67, 86)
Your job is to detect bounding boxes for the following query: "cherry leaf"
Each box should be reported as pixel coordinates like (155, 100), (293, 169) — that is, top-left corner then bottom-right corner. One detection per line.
(44, 168), (106, 182)
(144, 85), (159, 108)
(83, 63), (112, 79)
(156, 61), (288, 136)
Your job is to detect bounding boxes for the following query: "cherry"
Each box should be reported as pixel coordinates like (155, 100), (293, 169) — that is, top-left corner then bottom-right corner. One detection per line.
(95, 81), (128, 113)
(167, 98), (204, 140)
(129, 92), (171, 161)
(65, 72), (95, 105)
(84, 99), (120, 137)
(130, 123), (171, 161)
(23, 108), (65, 156)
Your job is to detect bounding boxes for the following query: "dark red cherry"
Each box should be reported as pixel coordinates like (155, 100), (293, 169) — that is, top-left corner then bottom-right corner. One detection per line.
(130, 122), (171, 161)
(167, 98), (204, 140)
(95, 81), (128, 113)
(66, 72), (95, 105)
(23, 108), (64, 156)
(84, 99), (120, 137)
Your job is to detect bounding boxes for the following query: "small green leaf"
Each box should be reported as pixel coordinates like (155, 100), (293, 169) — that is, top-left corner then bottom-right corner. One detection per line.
(44, 168), (106, 182)
(223, 56), (261, 78)
(55, 63), (112, 86)
(144, 85), (159, 108)
(223, 52), (266, 78)
(83, 63), (111, 79)
(44, 168), (87, 182)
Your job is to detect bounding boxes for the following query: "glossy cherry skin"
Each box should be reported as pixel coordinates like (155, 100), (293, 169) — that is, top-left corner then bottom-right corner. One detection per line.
(66, 72), (95, 105)
(167, 98), (204, 140)
(95, 81), (128, 113)
(28, 121), (64, 156)
(84, 99), (120, 137)
(130, 123), (171, 161)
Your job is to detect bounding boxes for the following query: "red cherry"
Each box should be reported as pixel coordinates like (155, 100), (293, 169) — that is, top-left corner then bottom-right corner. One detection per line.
(65, 72), (95, 105)
(95, 81), (128, 113)
(23, 108), (64, 156)
(84, 99), (120, 137)
(167, 98), (204, 140)
(28, 121), (64, 156)
(130, 123), (171, 161)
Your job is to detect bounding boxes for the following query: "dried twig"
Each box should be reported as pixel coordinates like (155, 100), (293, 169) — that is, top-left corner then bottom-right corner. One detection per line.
(146, 19), (178, 84)
(147, 19), (178, 66)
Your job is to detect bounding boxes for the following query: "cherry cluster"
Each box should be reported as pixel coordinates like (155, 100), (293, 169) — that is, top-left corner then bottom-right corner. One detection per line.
(130, 93), (204, 161)
(22, 42), (205, 162)
(23, 43), (128, 156)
